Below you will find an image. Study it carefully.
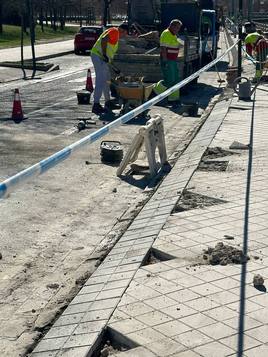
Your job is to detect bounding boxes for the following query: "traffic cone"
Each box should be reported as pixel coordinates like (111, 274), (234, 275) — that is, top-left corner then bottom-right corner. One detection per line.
(85, 68), (94, 92)
(12, 89), (24, 123)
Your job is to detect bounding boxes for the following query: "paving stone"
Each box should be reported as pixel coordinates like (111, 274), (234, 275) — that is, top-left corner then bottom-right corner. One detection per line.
(89, 298), (120, 311)
(220, 333), (261, 351)
(245, 324), (268, 343)
(70, 292), (98, 305)
(135, 310), (172, 327)
(174, 329), (212, 349)
(33, 336), (68, 353)
(118, 301), (154, 317)
(81, 308), (114, 322)
(180, 313), (216, 329)
(96, 287), (126, 301)
(44, 325), (77, 339)
(144, 295), (177, 310)
(240, 344), (268, 357)
(184, 296), (220, 312)
(56, 346), (91, 357)
(145, 337), (186, 356)
(199, 321), (237, 340)
(110, 317), (148, 334)
(126, 327), (165, 345)
(161, 303), (197, 319)
(31, 352), (58, 357)
(62, 303), (92, 316)
(154, 319), (192, 337)
(167, 289), (201, 303)
(168, 351), (201, 357)
(194, 341), (234, 357)
(63, 332), (98, 349)
(53, 313), (84, 327)
(73, 320), (106, 334)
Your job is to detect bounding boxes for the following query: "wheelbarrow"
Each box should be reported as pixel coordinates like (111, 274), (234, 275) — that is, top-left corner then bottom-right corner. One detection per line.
(112, 77), (154, 116)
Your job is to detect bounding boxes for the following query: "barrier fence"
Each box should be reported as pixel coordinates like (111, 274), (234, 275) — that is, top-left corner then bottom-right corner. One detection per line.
(0, 40), (239, 200)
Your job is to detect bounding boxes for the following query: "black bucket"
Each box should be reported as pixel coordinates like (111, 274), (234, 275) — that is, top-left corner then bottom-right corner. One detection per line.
(77, 90), (91, 105)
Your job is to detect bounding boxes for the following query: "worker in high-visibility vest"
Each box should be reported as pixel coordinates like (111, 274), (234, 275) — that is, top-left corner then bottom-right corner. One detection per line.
(91, 23), (128, 115)
(245, 32), (268, 81)
(153, 19), (183, 104)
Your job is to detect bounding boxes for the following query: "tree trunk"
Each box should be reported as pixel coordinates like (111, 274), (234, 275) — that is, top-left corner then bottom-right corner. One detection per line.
(40, 1), (44, 32)
(0, 0), (3, 34)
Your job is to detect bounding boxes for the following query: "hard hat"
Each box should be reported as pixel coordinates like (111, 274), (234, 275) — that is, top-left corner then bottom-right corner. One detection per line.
(245, 32), (262, 45)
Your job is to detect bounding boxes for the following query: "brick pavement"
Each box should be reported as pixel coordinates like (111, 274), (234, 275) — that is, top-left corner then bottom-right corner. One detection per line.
(30, 68), (268, 357)
(103, 85), (268, 356)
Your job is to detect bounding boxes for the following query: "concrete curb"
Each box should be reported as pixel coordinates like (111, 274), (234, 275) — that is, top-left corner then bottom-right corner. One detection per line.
(0, 50), (74, 84)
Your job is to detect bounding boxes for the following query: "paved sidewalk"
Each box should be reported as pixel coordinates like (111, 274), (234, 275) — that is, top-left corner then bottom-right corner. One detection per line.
(0, 40), (74, 63)
(104, 86), (268, 356)
(29, 59), (268, 356)
(0, 40), (74, 83)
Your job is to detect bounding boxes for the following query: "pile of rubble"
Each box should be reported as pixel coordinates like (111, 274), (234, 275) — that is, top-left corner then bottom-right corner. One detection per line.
(203, 242), (250, 265)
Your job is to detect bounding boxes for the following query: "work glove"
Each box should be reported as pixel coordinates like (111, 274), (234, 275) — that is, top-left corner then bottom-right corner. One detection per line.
(103, 54), (109, 63)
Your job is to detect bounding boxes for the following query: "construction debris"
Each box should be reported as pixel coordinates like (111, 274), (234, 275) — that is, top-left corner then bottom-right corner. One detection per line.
(203, 242), (250, 265)
(253, 274), (264, 287)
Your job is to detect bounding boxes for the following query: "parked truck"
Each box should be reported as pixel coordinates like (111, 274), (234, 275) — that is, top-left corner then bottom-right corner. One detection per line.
(112, 0), (218, 83)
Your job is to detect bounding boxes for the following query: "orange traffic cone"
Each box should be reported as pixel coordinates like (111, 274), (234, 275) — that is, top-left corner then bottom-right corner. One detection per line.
(86, 68), (94, 92)
(12, 89), (24, 123)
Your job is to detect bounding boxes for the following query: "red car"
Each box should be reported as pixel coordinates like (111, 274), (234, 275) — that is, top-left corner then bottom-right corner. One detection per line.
(74, 26), (103, 54)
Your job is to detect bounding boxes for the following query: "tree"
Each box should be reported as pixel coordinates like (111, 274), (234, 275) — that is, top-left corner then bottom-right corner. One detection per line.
(0, 0), (3, 34)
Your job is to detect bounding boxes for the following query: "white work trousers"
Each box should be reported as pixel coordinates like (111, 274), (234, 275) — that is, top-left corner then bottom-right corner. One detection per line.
(91, 53), (111, 104)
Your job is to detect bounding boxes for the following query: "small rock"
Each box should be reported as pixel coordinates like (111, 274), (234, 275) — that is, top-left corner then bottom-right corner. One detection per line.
(32, 309), (36, 313)
(46, 283), (60, 290)
(146, 273), (151, 277)
(0, 252), (2, 260)
(224, 235), (234, 240)
(101, 349), (109, 357)
(112, 188), (117, 193)
(253, 274), (264, 287)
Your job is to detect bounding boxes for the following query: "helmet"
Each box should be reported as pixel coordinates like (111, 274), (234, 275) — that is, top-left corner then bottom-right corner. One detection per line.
(245, 32), (262, 45)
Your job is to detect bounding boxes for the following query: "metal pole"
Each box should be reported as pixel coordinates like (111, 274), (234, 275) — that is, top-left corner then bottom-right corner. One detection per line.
(80, 0), (82, 27)
(26, 0), (36, 78)
(248, 0), (253, 21)
(238, 0), (243, 77)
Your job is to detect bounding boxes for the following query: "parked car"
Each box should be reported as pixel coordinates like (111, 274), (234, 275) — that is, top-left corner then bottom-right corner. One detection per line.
(74, 26), (103, 54)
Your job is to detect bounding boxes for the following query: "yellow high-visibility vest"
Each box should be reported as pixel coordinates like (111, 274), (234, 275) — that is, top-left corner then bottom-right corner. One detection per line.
(91, 28), (119, 60)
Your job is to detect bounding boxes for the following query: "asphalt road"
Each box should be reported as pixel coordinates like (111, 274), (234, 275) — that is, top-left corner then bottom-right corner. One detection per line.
(0, 50), (226, 356)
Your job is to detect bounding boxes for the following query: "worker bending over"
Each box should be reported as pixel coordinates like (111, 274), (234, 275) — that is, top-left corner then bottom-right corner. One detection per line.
(91, 23), (128, 115)
(153, 19), (182, 104)
(245, 32), (268, 81)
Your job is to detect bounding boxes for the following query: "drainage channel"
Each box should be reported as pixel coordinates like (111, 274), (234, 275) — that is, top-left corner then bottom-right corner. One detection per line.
(30, 93), (233, 357)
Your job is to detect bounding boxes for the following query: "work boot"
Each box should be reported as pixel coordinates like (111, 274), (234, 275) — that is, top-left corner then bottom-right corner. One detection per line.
(105, 100), (119, 111)
(92, 103), (106, 115)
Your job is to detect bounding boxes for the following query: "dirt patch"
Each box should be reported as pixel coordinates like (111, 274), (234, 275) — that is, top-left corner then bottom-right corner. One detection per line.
(100, 340), (128, 357)
(198, 160), (229, 172)
(143, 248), (175, 266)
(202, 147), (237, 159)
(173, 190), (227, 212)
(93, 327), (138, 357)
(203, 242), (250, 265)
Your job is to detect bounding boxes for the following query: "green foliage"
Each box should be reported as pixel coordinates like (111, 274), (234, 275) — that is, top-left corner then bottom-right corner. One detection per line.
(0, 24), (78, 49)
